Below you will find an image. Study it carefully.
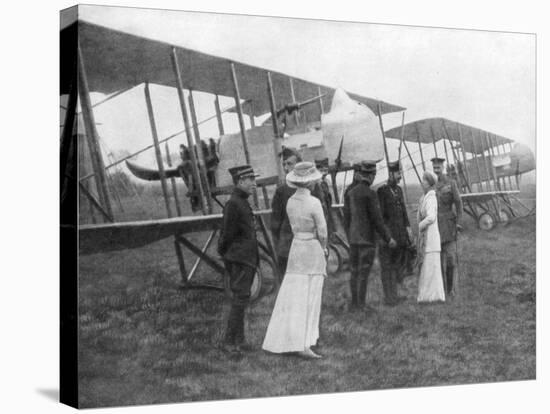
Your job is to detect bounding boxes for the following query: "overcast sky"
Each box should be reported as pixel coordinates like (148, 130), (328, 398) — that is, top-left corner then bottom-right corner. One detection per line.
(72, 5), (535, 174)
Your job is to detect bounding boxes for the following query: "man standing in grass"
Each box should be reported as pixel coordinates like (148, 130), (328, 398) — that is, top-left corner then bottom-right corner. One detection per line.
(218, 165), (259, 353)
(343, 161), (396, 312)
(377, 161), (412, 306)
(431, 157), (463, 296)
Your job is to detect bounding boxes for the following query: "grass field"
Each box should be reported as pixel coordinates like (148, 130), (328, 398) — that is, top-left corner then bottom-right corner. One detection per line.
(77, 185), (536, 408)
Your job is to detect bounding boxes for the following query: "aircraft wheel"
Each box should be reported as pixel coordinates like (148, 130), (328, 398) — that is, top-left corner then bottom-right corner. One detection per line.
(478, 212), (496, 231)
(256, 254), (279, 300)
(249, 268), (263, 302)
(330, 233), (350, 268)
(224, 254), (278, 303)
(327, 245), (343, 276)
(333, 242), (350, 271)
(223, 267), (262, 303)
(498, 208), (511, 226)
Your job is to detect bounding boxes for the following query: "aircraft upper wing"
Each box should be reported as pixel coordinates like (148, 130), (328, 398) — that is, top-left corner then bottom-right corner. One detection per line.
(384, 118), (514, 155)
(60, 20), (405, 120)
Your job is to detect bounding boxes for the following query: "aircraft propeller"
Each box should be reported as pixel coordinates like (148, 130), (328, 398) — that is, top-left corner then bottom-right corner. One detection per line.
(334, 135), (345, 169)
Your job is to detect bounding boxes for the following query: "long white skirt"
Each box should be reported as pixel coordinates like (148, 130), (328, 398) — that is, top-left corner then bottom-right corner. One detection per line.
(417, 252), (445, 302)
(262, 273), (324, 353)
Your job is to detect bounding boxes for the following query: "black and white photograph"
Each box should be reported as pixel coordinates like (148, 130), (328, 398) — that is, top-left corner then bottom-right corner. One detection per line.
(55, 1), (541, 411)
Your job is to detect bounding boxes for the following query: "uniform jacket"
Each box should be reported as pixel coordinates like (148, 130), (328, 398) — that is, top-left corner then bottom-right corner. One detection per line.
(435, 174), (463, 244)
(343, 180), (359, 200)
(343, 181), (392, 246)
(377, 183), (410, 247)
(417, 190), (440, 253)
(311, 179), (334, 235)
(218, 187), (259, 269)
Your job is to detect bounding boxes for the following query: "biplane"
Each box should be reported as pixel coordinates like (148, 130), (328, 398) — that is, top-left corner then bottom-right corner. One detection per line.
(385, 118), (535, 230)
(60, 16), (406, 300)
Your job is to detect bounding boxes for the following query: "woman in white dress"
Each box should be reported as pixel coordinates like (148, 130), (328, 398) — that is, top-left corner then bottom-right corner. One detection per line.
(416, 170), (446, 303)
(262, 162), (328, 359)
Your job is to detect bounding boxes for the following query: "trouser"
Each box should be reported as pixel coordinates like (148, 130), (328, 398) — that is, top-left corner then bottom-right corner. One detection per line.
(223, 261), (255, 345)
(402, 245), (416, 282)
(349, 245), (376, 306)
(441, 241), (457, 294)
(379, 245), (406, 302)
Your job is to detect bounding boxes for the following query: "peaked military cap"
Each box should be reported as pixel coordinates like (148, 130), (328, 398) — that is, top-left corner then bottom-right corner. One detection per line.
(388, 161), (401, 172)
(430, 157), (446, 165)
(228, 165), (259, 180)
(355, 160), (378, 174)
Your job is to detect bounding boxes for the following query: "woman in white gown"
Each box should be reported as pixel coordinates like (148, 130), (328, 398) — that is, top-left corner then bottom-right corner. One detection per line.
(417, 170), (446, 303)
(262, 162), (328, 359)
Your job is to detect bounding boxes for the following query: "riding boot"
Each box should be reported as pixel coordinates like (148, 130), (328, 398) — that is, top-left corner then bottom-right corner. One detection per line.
(389, 267), (398, 301)
(225, 303), (245, 345)
(350, 275), (358, 308)
(446, 264), (454, 294)
(440, 252), (448, 294)
(358, 278), (367, 307)
(380, 268), (391, 302)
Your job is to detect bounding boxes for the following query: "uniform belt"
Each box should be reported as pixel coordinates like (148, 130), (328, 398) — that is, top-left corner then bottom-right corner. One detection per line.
(294, 232), (316, 240)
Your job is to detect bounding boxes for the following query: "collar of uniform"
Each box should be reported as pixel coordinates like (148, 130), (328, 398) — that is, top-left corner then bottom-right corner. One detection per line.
(436, 174), (449, 186)
(233, 187), (250, 199)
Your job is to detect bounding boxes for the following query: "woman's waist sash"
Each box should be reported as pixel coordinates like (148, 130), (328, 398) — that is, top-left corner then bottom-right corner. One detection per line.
(293, 231), (316, 241)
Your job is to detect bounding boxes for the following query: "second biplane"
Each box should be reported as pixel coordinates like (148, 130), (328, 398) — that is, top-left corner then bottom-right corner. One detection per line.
(385, 117), (535, 230)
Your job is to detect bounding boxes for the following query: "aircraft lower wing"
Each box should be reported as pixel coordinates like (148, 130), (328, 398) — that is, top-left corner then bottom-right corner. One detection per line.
(460, 190), (519, 203)
(79, 210), (271, 255)
(79, 205), (347, 255)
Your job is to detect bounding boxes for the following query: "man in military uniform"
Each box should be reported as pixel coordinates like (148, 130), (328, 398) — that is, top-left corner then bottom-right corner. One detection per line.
(431, 157), (463, 296)
(178, 144), (201, 212)
(202, 139), (219, 188)
(343, 161), (397, 311)
(218, 165), (260, 352)
(343, 163), (361, 201)
(270, 147), (302, 277)
(312, 157), (334, 237)
(377, 161), (412, 306)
